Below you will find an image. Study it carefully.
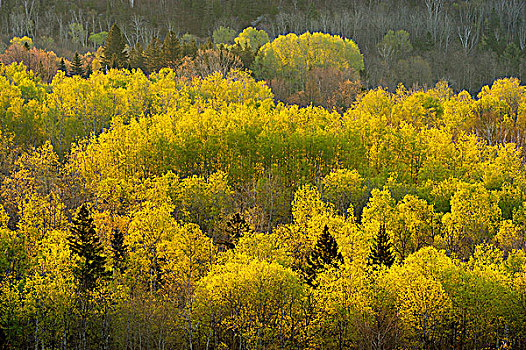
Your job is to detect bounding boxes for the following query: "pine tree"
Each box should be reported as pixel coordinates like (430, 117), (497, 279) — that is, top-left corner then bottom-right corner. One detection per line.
(68, 204), (108, 291)
(58, 58), (68, 75)
(111, 227), (127, 274)
(304, 225), (344, 286)
(70, 52), (84, 76)
(182, 39), (198, 58)
(129, 43), (146, 71)
(144, 37), (163, 74)
(161, 31), (181, 69)
(368, 224), (395, 268)
(83, 63), (92, 79)
(102, 24), (128, 70)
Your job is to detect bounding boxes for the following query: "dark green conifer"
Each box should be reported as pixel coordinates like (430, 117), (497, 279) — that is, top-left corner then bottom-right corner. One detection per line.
(182, 39), (198, 58)
(68, 205), (108, 291)
(144, 37), (163, 74)
(111, 227), (127, 274)
(102, 24), (128, 70)
(70, 52), (84, 76)
(129, 43), (146, 71)
(161, 31), (181, 68)
(304, 225), (343, 286)
(368, 224), (395, 268)
(58, 58), (68, 75)
(83, 63), (92, 78)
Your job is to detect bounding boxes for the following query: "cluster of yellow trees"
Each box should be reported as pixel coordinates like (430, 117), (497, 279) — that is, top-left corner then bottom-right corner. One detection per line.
(1, 61), (526, 349)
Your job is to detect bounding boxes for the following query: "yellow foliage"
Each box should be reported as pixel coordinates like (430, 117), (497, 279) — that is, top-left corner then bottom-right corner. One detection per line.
(195, 258), (303, 348)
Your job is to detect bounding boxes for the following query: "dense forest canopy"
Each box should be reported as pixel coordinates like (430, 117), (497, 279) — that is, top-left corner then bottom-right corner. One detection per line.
(0, 58), (525, 348)
(1, 1), (526, 349)
(0, 0), (525, 92)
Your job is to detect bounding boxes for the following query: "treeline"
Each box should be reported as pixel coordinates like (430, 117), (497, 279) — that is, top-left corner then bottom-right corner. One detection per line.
(0, 0), (525, 92)
(0, 28), (365, 110)
(0, 62), (526, 348)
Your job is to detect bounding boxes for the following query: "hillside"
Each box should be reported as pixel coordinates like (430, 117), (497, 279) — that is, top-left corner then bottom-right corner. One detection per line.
(0, 61), (526, 348)
(0, 0), (525, 92)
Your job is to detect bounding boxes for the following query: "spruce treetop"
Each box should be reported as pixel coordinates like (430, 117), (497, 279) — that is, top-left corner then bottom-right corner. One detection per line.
(102, 24), (128, 70)
(70, 52), (84, 76)
(68, 204), (108, 291)
(368, 224), (395, 269)
(304, 225), (344, 286)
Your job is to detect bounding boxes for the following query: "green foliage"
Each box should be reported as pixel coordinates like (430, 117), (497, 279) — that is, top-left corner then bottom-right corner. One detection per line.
(128, 43), (146, 71)
(102, 24), (128, 70)
(70, 52), (84, 76)
(68, 204), (108, 291)
(88, 31), (108, 47)
(0, 63), (525, 348)
(378, 30), (413, 61)
(68, 23), (87, 46)
(161, 31), (181, 68)
(110, 226), (127, 274)
(144, 37), (163, 73)
(304, 225), (344, 285)
(233, 26), (269, 52)
(58, 58), (67, 74)
(369, 224), (395, 268)
(255, 32), (364, 94)
(212, 26), (236, 45)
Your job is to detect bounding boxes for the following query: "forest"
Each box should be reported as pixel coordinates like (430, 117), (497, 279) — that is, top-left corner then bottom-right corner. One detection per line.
(0, 0), (525, 92)
(0, 1), (526, 350)
(0, 55), (526, 349)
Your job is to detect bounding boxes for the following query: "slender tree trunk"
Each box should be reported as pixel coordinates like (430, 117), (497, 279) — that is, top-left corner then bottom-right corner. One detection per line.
(34, 317), (39, 350)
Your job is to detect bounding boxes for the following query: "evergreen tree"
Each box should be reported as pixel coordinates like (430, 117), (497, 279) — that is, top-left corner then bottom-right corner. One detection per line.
(70, 52), (84, 76)
(304, 225), (343, 286)
(83, 63), (92, 79)
(368, 224), (395, 268)
(161, 31), (181, 69)
(144, 37), (163, 74)
(111, 227), (127, 274)
(68, 204), (108, 291)
(182, 39), (198, 58)
(129, 43), (146, 71)
(102, 24), (128, 70)
(58, 58), (68, 75)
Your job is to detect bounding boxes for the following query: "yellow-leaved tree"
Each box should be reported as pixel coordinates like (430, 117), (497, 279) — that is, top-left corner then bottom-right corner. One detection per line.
(195, 258), (303, 349)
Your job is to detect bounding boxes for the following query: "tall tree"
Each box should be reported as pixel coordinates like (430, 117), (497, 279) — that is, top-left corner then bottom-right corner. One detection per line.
(368, 224), (395, 268)
(304, 225), (343, 286)
(67, 205), (108, 350)
(70, 52), (84, 76)
(58, 58), (68, 75)
(129, 43), (146, 71)
(68, 204), (108, 291)
(111, 227), (127, 274)
(161, 31), (181, 69)
(144, 37), (163, 74)
(102, 24), (128, 70)
(181, 39), (198, 59)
